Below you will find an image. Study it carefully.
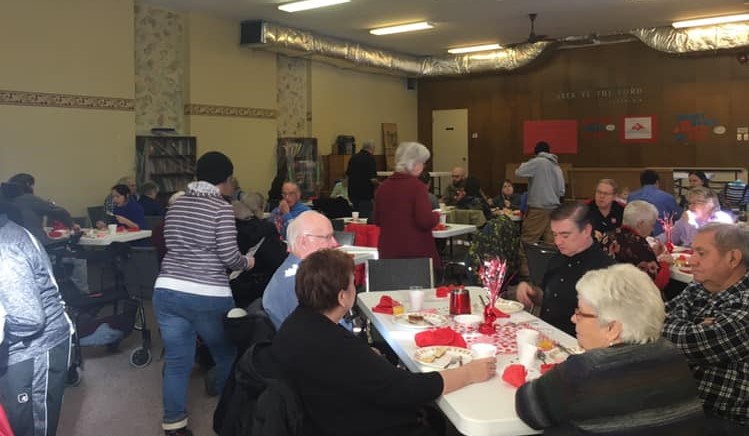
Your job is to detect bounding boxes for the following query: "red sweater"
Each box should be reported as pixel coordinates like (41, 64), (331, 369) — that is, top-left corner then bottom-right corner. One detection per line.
(373, 172), (441, 271)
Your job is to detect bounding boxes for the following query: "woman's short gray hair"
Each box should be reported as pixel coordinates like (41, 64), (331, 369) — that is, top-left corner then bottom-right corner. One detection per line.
(622, 200), (658, 228)
(688, 186), (720, 213)
(394, 142), (430, 173)
(234, 192), (265, 220)
(576, 263), (665, 345)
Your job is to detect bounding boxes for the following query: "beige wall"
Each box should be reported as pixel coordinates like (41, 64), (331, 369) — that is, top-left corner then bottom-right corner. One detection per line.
(310, 62), (418, 155)
(184, 12), (278, 194)
(0, 0), (135, 216)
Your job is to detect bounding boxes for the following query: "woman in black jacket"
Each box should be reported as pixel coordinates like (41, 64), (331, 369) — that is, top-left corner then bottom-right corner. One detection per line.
(231, 192), (288, 308)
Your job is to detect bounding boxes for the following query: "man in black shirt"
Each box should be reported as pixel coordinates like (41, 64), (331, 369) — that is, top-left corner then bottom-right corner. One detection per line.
(516, 202), (614, 336)
(346, 140), (378, 218)
(586, 178), (624, 240)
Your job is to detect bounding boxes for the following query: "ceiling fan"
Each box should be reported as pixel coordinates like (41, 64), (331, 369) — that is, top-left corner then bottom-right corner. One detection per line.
(525, 13), (552, 43)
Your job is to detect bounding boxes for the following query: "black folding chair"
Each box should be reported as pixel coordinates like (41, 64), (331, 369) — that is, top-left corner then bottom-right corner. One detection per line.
(365, 258), (434, 292)
(523, 241), (559, 287)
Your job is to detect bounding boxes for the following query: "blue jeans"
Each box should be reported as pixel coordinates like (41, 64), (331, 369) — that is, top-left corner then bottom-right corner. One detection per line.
(153, 288), (236, 426)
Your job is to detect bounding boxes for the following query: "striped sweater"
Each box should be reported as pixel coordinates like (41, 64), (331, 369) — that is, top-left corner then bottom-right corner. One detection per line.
(155, 181), (248, 297)
(515, 339), (705, 435)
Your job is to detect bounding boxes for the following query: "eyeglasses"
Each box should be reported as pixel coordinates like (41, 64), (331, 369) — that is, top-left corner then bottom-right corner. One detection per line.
(304, 233), (336, 242)
(282, 191), (298, 197)
(595, 190), (614, 196)
(688, 200), (708, 206)
(573, 308), (598, 319)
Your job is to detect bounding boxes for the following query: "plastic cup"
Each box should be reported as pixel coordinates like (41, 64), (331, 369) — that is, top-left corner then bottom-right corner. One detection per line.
(470, 343), (497, 359)
(351, 211), (360, 220)
(516, 328), (539, 347)
(408, 288), (425, 312)
(439, 202), (446, 212)
(518, 342), (537, 369)
(107, 224), (118, 235)
(439, 213), (447, 225)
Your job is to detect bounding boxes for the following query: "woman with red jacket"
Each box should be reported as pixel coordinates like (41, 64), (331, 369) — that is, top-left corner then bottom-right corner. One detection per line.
(373, 142), (441, 272)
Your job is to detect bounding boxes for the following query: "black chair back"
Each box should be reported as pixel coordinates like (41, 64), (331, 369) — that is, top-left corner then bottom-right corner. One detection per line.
(87, 206), (106, 226)
(523, 241), (559, 287)
(333, 231), (355, 246)
(365, 258), (433, 292)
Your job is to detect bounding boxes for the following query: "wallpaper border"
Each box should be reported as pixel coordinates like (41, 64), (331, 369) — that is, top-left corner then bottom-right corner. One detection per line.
(184, 103), (278, 119)
(0, 89), (134, 111)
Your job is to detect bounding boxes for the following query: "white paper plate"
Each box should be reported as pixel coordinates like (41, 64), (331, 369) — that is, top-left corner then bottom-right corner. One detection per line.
(393, 312), (449, 329)
(414, 346), (473, 369)
(495, 298), (524, 314)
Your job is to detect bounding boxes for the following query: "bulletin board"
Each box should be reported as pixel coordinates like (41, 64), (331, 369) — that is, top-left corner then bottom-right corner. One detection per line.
(523, 120), (578, 154)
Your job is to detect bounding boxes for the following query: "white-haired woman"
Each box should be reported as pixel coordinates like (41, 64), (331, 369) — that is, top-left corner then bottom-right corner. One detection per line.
(515, 264), (705, 435)
(373, 142), (440, 271)
(231, 192), (287, 308)
(657, 187), (733, 247)
(600, 200), (670, 290)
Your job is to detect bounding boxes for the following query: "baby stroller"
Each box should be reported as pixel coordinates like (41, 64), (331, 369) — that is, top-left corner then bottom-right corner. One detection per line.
(48, 238), (152, 386)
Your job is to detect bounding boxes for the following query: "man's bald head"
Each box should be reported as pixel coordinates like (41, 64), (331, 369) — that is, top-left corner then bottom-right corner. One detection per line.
(451, 167), (466, 186)
(286, 211), (337, 259)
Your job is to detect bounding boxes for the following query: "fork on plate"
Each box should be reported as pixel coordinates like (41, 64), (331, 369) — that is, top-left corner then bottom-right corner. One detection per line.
(443, 355), (458, 369)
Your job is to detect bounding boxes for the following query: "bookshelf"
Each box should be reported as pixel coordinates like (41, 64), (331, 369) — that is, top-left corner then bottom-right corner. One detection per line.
(135, 135), (196, 203)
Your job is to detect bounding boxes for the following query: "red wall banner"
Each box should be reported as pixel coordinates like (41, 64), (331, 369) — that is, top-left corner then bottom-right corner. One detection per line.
(523, 120), (578, 154)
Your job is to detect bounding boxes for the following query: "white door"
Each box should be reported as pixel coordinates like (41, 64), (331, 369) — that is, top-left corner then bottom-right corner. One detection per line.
(432, 109), (468, 175)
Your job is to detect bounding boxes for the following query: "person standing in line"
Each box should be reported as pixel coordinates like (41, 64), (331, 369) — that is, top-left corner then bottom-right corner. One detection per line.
(627, 169), (681, 236)
(346, 140), (378, 218)
(0, 200), (74, 436)
(153, 151), (254, 436)
(515, 141), (566, 278)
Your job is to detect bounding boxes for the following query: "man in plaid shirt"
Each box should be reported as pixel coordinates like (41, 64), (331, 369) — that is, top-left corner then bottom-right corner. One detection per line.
(662, 223), (749, 434)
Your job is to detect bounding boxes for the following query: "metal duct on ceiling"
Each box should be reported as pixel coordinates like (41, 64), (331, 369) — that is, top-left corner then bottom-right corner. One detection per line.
(240, 20), (749, 77)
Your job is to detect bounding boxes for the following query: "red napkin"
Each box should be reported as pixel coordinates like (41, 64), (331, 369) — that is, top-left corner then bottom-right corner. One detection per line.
(51, 220), (67, 230)
(502, 364), (527, 388)
(485, 306), (510, 319)
(414, 327), (467, 348)
(540, 363), (556, 375)
(435, 286), (450, 298)
(48, 230), (63, 238)
(372, 296), (401, 314)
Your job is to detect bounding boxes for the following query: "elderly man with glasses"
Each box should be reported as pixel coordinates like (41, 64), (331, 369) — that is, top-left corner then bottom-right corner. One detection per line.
(262, 211), (339, 330)
(586, 178), (624, 240)
(268, 181), (311, 239)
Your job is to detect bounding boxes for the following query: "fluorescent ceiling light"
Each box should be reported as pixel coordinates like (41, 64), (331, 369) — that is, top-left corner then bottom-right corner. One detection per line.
(370, 21), (434, 36)
(448, 43), (502, 54)
(278, 0), (350, 13)
(672, 13), (749, 29)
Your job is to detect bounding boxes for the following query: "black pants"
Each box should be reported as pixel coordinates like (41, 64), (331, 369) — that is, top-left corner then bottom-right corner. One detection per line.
(0, 338), (70, 436)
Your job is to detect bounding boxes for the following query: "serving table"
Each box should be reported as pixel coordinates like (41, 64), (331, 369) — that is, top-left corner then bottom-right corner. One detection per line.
(77, 229), (152, 246)
(357, 287), (578, 436)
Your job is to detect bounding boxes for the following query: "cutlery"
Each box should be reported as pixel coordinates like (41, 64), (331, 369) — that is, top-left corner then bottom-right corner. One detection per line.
(458, 355), (464, 367)
(554, 342), (573, 355)
(443, 355), (458, 369)
(536, 349), (547, 364)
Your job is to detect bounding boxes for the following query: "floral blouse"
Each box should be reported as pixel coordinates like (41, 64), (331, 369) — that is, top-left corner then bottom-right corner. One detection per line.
(599, 225), (669, 290)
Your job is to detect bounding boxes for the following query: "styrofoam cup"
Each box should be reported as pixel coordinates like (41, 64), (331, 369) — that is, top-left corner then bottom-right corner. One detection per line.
(439, 213), (447, 225)
(516, 328), (539, 346)
(470, 343), (497, 359)
(351, 211), (359, 220)
(107, 224), (118, 235)
(518, 342), (537, 369)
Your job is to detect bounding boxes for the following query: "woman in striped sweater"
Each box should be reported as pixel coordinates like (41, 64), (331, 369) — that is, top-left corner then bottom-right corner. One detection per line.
(153, 151), (253, 436)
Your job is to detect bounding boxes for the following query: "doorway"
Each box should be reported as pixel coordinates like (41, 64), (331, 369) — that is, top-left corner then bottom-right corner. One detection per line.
(432, 109), (468, 174)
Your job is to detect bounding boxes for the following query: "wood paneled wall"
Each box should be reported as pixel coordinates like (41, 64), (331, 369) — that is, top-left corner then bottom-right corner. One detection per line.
(418, 41), (749, 197)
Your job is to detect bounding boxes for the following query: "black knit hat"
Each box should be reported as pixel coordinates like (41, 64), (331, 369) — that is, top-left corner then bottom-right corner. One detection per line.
(196, 151), (234, 185)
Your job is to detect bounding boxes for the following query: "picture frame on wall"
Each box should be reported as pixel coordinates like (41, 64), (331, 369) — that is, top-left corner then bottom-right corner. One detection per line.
(621, 115), (657, 143)
(382, 123), (398, 170)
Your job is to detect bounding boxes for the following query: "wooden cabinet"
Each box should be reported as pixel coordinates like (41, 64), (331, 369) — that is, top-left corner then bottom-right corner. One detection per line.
(323, 154), (351, 193)
(136, 135), (196, 203)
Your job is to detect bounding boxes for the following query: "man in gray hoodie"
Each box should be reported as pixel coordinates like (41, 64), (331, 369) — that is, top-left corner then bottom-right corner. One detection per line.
(0, 200), (73, 436)
(515, 141), (566, 278)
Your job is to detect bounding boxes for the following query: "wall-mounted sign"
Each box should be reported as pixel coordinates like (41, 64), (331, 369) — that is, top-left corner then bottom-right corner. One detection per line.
(551, 86), (644, 104)
(621, 116), (656, 143)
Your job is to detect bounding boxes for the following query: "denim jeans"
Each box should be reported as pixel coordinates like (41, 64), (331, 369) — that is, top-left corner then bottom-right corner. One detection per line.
(153, 288), (236, 426)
